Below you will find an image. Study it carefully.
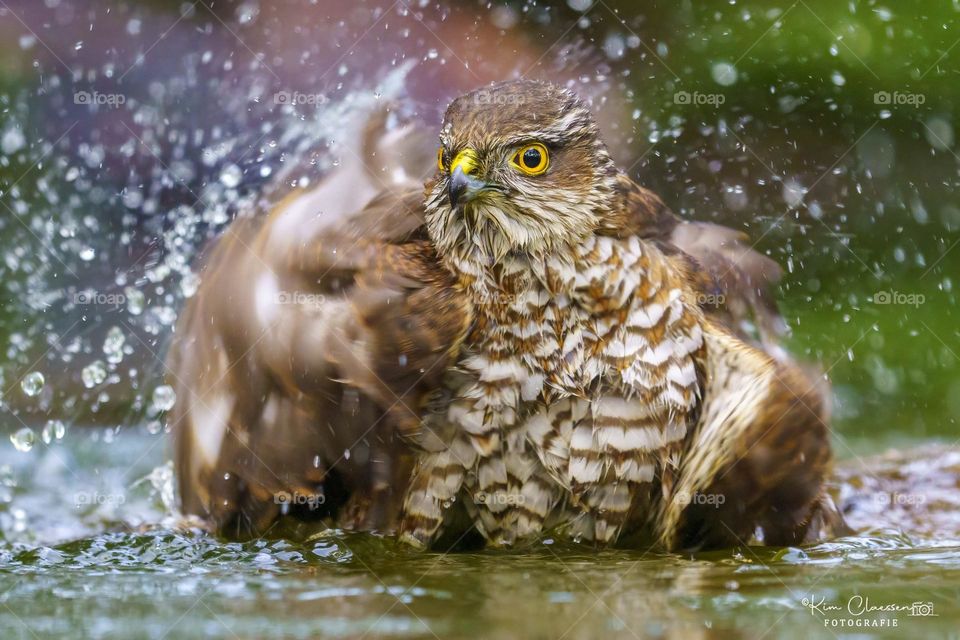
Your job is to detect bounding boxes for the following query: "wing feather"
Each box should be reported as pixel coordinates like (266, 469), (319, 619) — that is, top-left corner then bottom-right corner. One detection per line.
(608, 174), (787, 351)
(170, 114), (468, 538)
(655, 321), (834, 550)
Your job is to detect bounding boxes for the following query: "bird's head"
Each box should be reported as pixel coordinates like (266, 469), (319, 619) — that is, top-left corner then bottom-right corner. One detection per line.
(425, 80), (618, 263)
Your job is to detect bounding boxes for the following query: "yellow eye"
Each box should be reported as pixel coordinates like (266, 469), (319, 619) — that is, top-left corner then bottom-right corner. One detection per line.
(511, 143), (549, 176)
(437, 148), (446, 172)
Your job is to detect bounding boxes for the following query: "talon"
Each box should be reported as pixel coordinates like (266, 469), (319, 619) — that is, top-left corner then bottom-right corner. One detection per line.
(398, 531), (428, 550)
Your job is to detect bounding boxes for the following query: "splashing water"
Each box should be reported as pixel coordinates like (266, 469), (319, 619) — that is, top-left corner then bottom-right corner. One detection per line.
(20, 372), (44, 397)
(9, 427), (35, 452)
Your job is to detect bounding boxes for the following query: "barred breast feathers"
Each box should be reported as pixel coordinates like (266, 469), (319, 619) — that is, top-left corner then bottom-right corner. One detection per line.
(399, 226), (709, 548)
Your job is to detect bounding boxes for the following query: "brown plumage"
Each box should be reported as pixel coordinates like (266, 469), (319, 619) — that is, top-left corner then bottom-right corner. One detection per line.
(169, 80), (844, 549)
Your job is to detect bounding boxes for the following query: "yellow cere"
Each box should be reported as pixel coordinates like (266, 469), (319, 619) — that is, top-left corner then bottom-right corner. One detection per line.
(450, 148), (479, 176)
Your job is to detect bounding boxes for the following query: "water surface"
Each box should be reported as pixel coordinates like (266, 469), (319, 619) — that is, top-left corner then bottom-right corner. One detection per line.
(2, 430), (958, 639)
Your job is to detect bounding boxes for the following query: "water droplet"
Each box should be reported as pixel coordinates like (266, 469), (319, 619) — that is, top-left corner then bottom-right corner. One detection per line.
(151, 385), (176, 412)
(603, 33), (626, 61)
(125, 287), (145, 315)
(41, 420), (66, 444)
(122, 189), (143, 210)
(489, 5), (518, 29)
(1, 127), (26, 154)
(722, 184), (748, 212)
(180, 271), (200, 298)
(81, 360), (107, 389)
(10, 428), (35, 452)
(782, 178), (806, 208)
(711, 62), (738, 86)
(236, 1), (260, 24)
(219, 163), (242, 188)
(103, 326), (126, 364)
(924, 116), (954, 151)
(21, 371), (45, 397)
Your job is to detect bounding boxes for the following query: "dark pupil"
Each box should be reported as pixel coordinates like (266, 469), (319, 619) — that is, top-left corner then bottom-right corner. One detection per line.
(522, 147), (542, 168)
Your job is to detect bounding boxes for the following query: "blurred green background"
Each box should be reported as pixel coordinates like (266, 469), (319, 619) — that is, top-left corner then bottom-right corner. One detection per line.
(1, 0), (956, 451)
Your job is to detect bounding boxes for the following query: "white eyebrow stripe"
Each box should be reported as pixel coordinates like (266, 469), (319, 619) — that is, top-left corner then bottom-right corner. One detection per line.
(504, 113), (593, 147)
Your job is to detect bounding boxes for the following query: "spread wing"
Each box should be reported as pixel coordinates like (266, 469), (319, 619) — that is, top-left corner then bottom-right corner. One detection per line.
(607, 176), (841, 549)
(609, 174), (787, 352)
(169, 116), (469, 537)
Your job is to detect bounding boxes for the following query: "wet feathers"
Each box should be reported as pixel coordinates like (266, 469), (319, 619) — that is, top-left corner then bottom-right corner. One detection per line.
(169, 80), (841, 550)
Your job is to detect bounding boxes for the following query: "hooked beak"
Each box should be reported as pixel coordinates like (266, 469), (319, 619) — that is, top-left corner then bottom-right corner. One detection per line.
(448, 165), (488, 208)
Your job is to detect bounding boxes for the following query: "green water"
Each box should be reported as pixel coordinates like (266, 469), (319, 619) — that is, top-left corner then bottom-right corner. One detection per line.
(2, 430), (959, 640)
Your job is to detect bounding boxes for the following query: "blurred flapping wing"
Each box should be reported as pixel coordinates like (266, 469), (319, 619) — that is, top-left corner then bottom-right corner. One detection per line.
(169, 114), (469, 537)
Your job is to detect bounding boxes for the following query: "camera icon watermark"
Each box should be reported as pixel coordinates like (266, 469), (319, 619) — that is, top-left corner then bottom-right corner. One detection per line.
(273, 490), (326, 509)
(74, 91), (126, 108)
(695, 292), (726, 308)
(876, 492), (926, 506)
(275, 291), (326, 308)
(873, 91), (925, 107)
(473, 89), (526, 106)
(872, 290), (925, 307)
(681, 291), (726, 308)
(473, 290), (517, 306)
(273, 91), (328, 106)
(674, 91), (726, 106)
(75, 491), (126, 507)
(673, 490), (726, 508)
(474, 491), (525, 506)
(74, 291), (127, 306)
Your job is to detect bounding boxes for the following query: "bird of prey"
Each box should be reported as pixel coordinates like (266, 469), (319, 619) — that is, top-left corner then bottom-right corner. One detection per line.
(168, 80), (844, 551)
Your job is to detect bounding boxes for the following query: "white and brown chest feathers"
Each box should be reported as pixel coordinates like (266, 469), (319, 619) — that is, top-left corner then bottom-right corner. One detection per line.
(399, 232), (706, 548)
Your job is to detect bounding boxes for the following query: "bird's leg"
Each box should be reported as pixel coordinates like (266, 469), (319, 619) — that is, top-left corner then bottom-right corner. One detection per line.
(397, 432), (476, 548)
(521, 398), (585, 539)
(570, 395), (667, 545)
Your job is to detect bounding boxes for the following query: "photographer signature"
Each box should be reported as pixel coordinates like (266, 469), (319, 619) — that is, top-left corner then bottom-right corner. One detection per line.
(802, 595), (937, 618)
